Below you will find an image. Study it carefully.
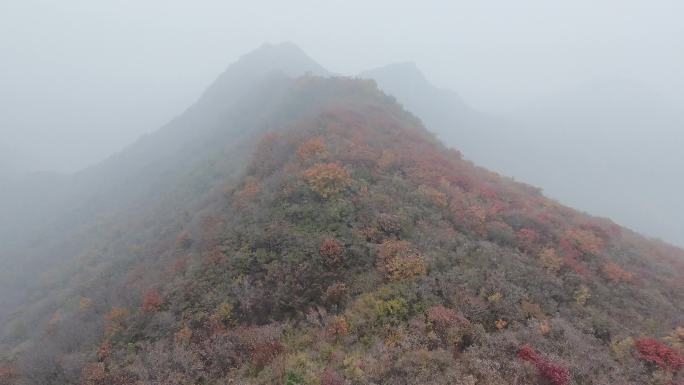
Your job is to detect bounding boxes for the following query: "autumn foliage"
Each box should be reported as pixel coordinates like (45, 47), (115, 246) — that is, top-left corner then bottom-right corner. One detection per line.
(319, 237), (344, 266)
(426, 305), (467, 336)
(601, 261), (635, 283)
(517, 345), (571, 385)
(297, 136), (327, 162)
(376, 240), (426, 281)
(635, 338), (684, 372)
(142, 290), (163, 313)
(11, 77), (684, 385)
(303, 163), (352, 197)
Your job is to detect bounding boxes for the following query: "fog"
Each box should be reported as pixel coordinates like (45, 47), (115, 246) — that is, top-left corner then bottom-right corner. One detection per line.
(2, 0), (683, 247)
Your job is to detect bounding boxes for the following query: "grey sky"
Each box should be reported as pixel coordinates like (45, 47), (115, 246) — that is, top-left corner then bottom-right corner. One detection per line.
(2, 0), (683, 173)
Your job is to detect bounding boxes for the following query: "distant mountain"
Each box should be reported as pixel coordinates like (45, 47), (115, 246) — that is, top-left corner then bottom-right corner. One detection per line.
(1, 45), (683, 385)
(361, 65), (684, 247)
(359, 63), (524, 175)
(0, 42), (329, 338)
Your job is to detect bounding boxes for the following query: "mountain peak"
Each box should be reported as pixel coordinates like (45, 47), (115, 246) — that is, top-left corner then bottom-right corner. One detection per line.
(233, 41), (329, 78)
(361, 62), (428, 86)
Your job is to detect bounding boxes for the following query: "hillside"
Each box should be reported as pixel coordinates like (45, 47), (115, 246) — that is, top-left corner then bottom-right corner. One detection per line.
(0, 43), (326, 328)
(1, 47), (684, 385)
(360, 65), (684, 248)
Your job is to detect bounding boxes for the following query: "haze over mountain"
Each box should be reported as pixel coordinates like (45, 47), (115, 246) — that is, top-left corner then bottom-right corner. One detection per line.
(360, 63), (684, 248)
(0, 42), (327, 327)
(1, 42), (683, 385)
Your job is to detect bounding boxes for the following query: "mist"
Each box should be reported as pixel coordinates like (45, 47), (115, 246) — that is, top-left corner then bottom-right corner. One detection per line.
(1, 2), (683, 234)
(3, 2), (684, 383)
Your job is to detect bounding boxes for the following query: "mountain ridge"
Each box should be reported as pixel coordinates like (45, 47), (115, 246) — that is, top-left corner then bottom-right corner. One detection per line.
(1, 44), (683, 385)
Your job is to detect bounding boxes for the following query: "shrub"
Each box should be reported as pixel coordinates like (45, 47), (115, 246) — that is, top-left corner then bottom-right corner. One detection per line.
(517, 228), (539, 252)
(303, 163), (352, 198)
(142, 290), (163, 313)
(601, 262), (635, 283)
(285, 371), (305, 385)
(426, 305), (466, 335)
(319, 238), (344, 266)
(609, 336), (634, 361)
(376, 297), (409, 325)
(81, 362), (106, 385)
(564, 228), (603, 256)
(418, 185), (448, 207)
(521, 300), (547, 320)
(104, 307), (129, 336)
(486, 221), (516, 245)
(326, 316), (349, 339)
(320, 368), (344, 385)
(635, 338), (684, 372)
(384, 254), (426, 281)
(517, 344), (571, 385)
(377, 240), (426, 281)
(297, 136), (326, 162)
(377, 213), (402, 235)
(665, 327), (684, 352)
(323, 282), (348, 308)
(538, 247), (563, 273)
(574, 285), (591, 306)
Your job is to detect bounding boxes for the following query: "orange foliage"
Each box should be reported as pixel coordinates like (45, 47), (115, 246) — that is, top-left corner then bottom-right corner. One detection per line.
(564, 228), (603, 256)
(418, 185), (448, 207)
(426, 305), (467, 334)
(303, 163), (352, 197)
(601, 262), (634, 283)
(174, 326), (193, 345)
(538, 247), (563, 273)
(319, 237), (344, 266)
(235, 177), (261, 208)
(377, 149), (398, 169)
(142, 290), (163, 313)
(104, 307), (129, 336)
(495, 319), (508, 330)
(96, 342), (111, 361)
(297, 136), (327, 162)
(377, 240), (426, 281)
(326, 315), (349, 339)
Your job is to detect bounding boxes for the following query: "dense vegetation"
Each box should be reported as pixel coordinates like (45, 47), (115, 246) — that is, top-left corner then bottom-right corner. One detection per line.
(2, 77), (684, 385)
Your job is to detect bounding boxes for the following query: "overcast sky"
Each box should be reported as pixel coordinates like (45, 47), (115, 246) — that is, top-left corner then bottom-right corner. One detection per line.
(1, 0), (683, 173)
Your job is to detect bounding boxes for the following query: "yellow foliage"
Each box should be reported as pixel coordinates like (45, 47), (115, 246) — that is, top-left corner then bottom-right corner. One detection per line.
(665, 326), (684, 351)
(488, 292), (503, 304)
(609, 336), (634, 361)
(539, 320), (551, 335)
(521, 300), (547, 320)
(574, 285), (591, 306)
(377, 240), (426, 281)
(377, 149), (397, 169)
(327, 315), (349, 339)
(538, 247), (563, 273)
(384, 254), (426, 281)
(418, 185), (448, 207)
(104, 307), (129, 337)
(302, 163), (352, 198)
(296, 136), (326, 162)
(215, 302), (234, 324)
(495, 319), (508, 330)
